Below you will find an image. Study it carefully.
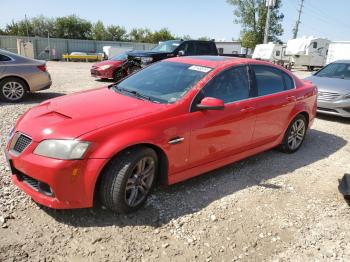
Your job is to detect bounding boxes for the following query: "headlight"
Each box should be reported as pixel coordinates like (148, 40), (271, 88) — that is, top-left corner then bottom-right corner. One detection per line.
(34, 140), (90, 160)
(99, 65), (111, 70)
(141, 57), (153, 64)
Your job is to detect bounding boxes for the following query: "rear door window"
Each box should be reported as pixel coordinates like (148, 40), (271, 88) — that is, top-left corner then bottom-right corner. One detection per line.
(197, 66), (251, 104)
(252, 65), (285, 96)
(196, 43), (212, 55)
(0, 54), (11, 61)
(181, 42), (195, 56)
(282, 72), (295, 90)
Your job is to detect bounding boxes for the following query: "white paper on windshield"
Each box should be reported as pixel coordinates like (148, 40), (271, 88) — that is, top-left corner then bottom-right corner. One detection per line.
(188, 65), (212, 73)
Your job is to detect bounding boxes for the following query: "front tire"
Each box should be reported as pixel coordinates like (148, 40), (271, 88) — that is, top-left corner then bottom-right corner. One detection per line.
(113, 69), (126, 82)
(0, 77), (27, 102)
(98, 147), (158, 213)
(279, 115), (307, 153)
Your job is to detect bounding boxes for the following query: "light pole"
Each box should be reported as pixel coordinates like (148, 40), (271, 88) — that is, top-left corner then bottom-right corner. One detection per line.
(263, 0), (276, 44)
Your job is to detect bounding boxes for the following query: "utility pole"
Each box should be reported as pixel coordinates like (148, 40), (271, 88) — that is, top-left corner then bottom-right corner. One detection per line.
(24, 14), (30, 42)
(293, 0), (305, 39)
(264, 0), (276, 44)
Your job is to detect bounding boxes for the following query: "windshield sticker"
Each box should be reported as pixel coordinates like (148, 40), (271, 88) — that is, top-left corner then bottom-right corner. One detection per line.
(188, 65), (212, 73)
(172, 43), (180, 46)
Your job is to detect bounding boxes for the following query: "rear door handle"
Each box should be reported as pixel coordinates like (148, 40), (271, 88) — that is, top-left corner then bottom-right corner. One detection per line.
(240, 107), (255, 113)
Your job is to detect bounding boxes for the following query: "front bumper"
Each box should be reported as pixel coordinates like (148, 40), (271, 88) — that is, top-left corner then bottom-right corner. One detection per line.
(90, 67), (114, 79)
(5, 140), (107, 209)
(317, 99), (350, 118)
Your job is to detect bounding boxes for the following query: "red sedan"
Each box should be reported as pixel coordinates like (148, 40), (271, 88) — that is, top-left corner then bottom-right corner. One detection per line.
(90, 53), (128, 81)
(5, 56), (317, 213)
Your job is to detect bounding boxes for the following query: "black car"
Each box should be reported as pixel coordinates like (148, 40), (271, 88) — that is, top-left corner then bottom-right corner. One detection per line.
(124, 40), (218, 76)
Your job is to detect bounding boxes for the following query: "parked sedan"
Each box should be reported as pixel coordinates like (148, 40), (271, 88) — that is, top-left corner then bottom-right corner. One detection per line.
(5, 56), (317, 213)
(305, 60), (350, 118)
(0, 49), (52, 102)
(91, 53), (128, 81)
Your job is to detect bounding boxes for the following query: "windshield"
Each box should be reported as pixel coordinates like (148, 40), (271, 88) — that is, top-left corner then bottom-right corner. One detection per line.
(110, 53), (128, 61)
(114, 61), (211, 103)
(316, 63), (350, 79)
(152, 41), (181, 53)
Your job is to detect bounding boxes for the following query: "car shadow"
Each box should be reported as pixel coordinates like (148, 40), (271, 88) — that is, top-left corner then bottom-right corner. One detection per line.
(42, 129), (347, 228)
(0, 92), (66, 106)
(316, 113), (350, 124)
(95, 78), (115, 83)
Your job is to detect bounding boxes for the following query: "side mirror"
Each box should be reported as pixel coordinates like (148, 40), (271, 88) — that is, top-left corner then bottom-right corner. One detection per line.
(178, 50), (185, 57)
(196, 97), (224, 111)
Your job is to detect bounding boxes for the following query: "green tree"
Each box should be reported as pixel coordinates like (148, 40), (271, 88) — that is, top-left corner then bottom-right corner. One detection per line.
(55, 15), (92, 39)
(106, 25), (127, 41)
(227, 0), (284, 49)
(31, 16), (56, 37)
(92, 20), (107, 40)
(128, 28), (152, 42)
(4, 19), (33, 36)
(197, 36), (212, 41)
(148, 28), (175, 43)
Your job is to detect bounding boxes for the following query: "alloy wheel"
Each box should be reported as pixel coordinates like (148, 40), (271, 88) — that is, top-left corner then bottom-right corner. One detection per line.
(125, 156), (155, 207)
(2, 81), (25, 101)
(287, 119), (306, 150)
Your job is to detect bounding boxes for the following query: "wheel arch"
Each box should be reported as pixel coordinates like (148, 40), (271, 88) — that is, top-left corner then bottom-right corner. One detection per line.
(0, 75), (30, 92)
(298, 111), (310, 128)
(92, 143), (169, 204)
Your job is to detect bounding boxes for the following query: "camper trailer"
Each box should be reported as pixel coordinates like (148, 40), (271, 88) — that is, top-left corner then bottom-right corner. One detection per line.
(286, 37), (330, 70)
(252, 43), (289, 66)
(103, 46), (133, 60)
(326, 41), (350, 64)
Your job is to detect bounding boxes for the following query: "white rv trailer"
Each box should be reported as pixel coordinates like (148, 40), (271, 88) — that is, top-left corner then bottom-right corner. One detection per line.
(103, 46), (133, 59)
(252, 43), (289, 65)
(215, 41), (242, 55)
(286, 36), (330, 70)
(326, 41), (350, 64)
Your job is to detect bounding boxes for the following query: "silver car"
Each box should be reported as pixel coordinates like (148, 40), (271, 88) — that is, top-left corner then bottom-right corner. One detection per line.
(0, 49), (52, 102)
(305, 60), (350, 118)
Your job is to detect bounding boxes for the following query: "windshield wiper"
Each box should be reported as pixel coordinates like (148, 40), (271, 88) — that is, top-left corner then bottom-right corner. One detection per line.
(113, 85), (153, 101)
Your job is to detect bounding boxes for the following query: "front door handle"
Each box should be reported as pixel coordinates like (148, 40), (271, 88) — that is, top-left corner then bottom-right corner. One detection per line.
(286, 96), (296, 101)
(240, 107), (255, 113)
(168, 137), (184, 145)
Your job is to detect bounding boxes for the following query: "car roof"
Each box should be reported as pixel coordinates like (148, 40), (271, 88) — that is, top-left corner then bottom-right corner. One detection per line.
(167, 55), (257, 68)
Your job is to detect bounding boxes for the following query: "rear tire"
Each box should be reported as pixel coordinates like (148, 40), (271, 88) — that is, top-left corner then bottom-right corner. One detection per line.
(0, 77), (27, 102)
(279, 114), (307, 153)
(98, 147), (158, 213)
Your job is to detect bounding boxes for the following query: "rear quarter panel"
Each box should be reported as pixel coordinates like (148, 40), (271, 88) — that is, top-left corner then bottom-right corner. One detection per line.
(1, 63), (50, 91)
(291, 79), (317, 128)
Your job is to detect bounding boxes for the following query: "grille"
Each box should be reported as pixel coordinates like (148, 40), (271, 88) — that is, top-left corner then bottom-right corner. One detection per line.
(11, 133), (32, 154)
(16, 172), (53, 196)
(317, 91), (341, 101)
(21, 174), (40, 191)
(90, 69), (100, 76)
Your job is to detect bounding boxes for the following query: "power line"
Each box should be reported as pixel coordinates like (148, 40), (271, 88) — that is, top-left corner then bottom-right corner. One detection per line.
(301, 4), (350, 36)
(292, 0), (304, 39)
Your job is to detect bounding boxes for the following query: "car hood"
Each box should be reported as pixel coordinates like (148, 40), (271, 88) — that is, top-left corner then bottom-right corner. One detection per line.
(16, 87), (166, 141)
(127, 50), (172, 58)
(92, 60), (124, 67)
(305, 75), (350, 94)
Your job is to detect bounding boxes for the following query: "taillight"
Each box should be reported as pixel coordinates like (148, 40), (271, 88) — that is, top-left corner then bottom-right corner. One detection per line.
(37, 64), (47, 72)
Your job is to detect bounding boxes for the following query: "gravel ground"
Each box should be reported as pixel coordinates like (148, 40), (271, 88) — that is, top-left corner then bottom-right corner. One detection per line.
(0, 62), (350, 261)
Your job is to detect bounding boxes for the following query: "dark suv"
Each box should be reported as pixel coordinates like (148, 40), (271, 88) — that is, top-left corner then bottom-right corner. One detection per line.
(114, 40), (218, 80)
